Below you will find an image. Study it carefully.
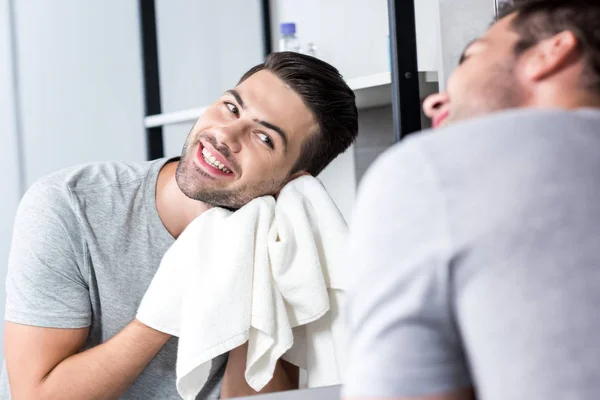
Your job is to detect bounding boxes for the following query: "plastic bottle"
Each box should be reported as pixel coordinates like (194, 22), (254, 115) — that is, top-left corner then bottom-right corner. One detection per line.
(279, 22), (300, 52)
(306, 42), (317, 57)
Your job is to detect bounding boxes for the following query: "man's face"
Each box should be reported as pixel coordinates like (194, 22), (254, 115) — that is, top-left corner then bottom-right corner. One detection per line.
(176, 70), (318, 208)
(424, 14), (530, 127)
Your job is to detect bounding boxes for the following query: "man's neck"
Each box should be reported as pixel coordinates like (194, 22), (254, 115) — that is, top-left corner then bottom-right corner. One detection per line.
(155, 161), (212, 239)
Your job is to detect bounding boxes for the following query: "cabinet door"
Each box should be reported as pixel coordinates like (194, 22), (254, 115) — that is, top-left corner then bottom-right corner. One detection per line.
(13, 0), (147, 187)
(155, 0), (265, 158)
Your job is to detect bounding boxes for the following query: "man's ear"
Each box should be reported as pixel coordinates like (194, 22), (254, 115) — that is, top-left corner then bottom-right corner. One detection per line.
(524, 30), (579, 82)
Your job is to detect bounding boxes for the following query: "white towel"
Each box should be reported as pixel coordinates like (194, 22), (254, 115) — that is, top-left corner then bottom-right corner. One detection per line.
(136, 175), (348, 399)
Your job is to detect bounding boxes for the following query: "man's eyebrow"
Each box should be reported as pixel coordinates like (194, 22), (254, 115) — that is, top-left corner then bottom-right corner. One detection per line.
(226, 89), (246, 109)
(225, 89), (288, 151)
(458, 38), (485, 65)
(254, 118), (288, 152)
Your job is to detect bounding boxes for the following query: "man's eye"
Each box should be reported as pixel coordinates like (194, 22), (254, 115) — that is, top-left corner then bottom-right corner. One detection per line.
(225, 102), (239, 116)
(257, 132), (274, 149)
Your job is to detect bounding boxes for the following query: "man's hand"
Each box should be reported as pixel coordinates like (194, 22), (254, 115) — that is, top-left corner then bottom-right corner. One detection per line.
(5, 319), (170, 400)
(220, 343), (300, 399)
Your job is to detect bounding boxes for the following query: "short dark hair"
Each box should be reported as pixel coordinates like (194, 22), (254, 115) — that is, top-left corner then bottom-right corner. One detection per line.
(239, 52), (358, 176)
(498, 0), (600, 93)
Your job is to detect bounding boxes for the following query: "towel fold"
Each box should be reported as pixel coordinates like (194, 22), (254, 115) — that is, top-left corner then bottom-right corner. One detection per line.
(137, 176), (348, 399)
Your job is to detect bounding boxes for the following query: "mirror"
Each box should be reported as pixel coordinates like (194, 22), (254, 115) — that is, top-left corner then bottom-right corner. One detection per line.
(0, 0), (495, 398)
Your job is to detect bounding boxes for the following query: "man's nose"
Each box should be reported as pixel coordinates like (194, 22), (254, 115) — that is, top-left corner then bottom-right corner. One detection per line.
(213, 120), (248, 153)
(422, 92), (450, 118)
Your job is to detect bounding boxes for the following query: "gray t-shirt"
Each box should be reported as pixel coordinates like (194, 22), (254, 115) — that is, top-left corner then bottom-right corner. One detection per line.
(1, 158), (227, 399)
(343, 109), (600, 400)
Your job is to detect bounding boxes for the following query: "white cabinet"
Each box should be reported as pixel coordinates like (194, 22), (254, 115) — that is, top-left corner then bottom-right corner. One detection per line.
(270, 0), (441, 78)
(270, 0), (390, 79)
(12, 0), (147, 187)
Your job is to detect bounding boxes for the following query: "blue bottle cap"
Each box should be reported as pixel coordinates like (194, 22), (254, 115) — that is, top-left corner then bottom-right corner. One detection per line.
(280, 22), (296, 35)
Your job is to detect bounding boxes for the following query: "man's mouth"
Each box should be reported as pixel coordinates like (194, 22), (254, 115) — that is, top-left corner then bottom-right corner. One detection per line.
(196, 143), (234, 176)
(432, 110), (450, 129)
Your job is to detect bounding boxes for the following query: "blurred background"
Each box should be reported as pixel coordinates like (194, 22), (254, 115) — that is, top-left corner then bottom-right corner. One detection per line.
(0, 0), (500, 358)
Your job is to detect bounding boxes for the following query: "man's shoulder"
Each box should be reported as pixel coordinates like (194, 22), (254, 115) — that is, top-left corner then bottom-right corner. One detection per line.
(381, 108), (600, 171)
(21, 158), (169, 219)
(419, 108), (600, 150)
(41, 159), (164, 195)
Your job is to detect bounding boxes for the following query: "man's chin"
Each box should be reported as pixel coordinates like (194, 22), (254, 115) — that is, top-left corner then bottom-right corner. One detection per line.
(182, 185), (247, 210)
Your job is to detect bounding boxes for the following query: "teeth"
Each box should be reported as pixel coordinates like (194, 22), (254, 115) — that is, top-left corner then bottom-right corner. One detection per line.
(201, 147), (232, 174)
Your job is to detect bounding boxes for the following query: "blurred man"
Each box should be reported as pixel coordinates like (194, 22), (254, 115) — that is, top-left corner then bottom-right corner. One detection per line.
(2, 52), (358, 399)
(344, 1), (600, 399)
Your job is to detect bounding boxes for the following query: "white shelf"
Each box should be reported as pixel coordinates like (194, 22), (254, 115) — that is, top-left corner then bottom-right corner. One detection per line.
(346, 70), (439, 110)
(144, 106), (208, 129)
(143, 71), (438, 128)
(347, 72), (392, 110)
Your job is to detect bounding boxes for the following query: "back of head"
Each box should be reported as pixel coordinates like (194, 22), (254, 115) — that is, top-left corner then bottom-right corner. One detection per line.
(500, 0), (600, 94)
(239, 52), (359, 176)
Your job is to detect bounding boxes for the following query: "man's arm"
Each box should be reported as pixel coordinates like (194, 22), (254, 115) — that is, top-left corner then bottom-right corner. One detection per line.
(220, 342), (299, 399)
(3, 179), (173, 399)
(5, 319), (169, 400)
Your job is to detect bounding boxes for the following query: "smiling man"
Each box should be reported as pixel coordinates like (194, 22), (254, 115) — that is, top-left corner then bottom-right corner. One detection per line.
(345, 1), (600, 400)
(2, 51), (358, 399)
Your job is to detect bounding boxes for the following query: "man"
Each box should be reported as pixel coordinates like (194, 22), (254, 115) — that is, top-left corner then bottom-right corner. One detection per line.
(2, 51), (358, 399)
(344, 1), (600, 400)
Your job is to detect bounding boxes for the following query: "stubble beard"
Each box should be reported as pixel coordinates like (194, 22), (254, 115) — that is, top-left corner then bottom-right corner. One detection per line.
(175, 133), (283, 210)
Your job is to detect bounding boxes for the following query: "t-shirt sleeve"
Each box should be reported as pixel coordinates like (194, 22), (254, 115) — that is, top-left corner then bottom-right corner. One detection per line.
(342, 141), (472, 398)
(5, 177), (91, 328)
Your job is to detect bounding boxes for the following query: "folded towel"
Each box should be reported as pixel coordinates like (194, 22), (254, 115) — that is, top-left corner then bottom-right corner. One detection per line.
(136, 175), (348, 399)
